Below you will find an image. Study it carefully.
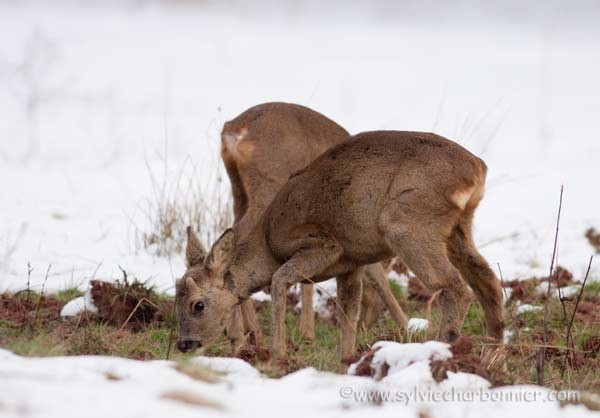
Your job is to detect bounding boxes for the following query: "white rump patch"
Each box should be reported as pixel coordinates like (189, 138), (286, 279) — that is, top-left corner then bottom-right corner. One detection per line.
(451, 186), (475, 210)
(223, 133), (237, 155)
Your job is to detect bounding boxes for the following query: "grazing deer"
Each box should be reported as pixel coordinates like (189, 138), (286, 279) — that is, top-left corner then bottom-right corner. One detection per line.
(177, 103), (407, 353)
(177, 131), (504, 361)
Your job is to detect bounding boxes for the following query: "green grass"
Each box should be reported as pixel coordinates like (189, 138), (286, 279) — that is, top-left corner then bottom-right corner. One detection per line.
(54, 288), (84, 303)
(1, 281), (599, 392)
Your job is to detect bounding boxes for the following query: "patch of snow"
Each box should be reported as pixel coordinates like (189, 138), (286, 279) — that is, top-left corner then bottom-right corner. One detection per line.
(0, 348), (594, 418)
(407, 318), (429, 332)
(188, 356), (261, 380)
(250, 291), (271, 302)
(294, 279), (337, 317)
(536, 283), (582, 299)
(60, 288), (98, 317)
(559, 285), (583, 298)
(503, 329), (514, 344)
(349, 340), (452, 379)
(373, 341), (453, 375)
(388, 270), (409, 287)
(516, 304), (543, 315)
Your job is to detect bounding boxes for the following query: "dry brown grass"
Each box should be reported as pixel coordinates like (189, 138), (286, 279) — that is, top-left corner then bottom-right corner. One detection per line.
(130, 157), (233, 258)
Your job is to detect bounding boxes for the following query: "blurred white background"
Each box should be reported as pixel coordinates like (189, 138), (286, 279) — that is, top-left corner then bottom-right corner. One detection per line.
(0, 0), (599, 292)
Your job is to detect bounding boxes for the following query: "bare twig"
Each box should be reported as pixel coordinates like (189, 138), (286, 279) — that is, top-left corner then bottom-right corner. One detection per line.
(540, 185), (564, 385)
(118, 265), (128, 286)
(30, 264), (51, 330)
(496, 263), (509, 305)
(562, 255), (594, 375)
(496, 262), (519, 347)
(118, 297), (159, 331)
(25, 262), (33, 304)
(19, 262), (34, 329)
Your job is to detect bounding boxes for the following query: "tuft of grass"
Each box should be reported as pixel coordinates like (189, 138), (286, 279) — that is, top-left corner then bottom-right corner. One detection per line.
(133, 158), (233, 258)
(54, 288), (83, 303)
(388, 279), (404, 300)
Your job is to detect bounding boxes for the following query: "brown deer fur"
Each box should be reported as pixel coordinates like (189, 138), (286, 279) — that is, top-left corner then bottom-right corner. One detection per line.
(176, 103), (408, 352)
(177, 130), (504, 361)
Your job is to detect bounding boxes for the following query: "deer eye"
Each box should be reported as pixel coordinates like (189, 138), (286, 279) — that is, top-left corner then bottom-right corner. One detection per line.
(193, 301), (204, 315)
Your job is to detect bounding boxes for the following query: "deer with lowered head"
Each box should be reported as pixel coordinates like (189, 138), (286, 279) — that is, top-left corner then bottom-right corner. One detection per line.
(178, 130), (505, 361)
(177, 103), (408, 353)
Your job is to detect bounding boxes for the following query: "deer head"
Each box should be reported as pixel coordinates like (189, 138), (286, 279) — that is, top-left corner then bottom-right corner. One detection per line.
(175, 227), (238, 352)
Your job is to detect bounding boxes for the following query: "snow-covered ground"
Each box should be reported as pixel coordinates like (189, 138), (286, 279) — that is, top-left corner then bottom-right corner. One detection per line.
(1, 341), (596, 418)
(0, 1), (599, 296)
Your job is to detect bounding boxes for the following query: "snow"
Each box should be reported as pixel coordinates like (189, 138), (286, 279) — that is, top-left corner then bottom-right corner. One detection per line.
(348, 340), (453, 379)
(59, 288), (98, 316)
(2, 336), (596, 418)
(188, 356), (262, 380)
(407, 318), (430, 333)
(250, 290), (272, 303)
(536, 283), (583, 299)
(294, 279), (338, 317)
(516, 304), (544, 315)
(389, 270), (410, 288)
(0, 345), (594, 418)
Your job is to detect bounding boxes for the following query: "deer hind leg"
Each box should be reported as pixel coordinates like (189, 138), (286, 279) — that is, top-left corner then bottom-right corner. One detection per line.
(299, 284), (315, 341)
(337, 267), (364, 363)
(359, 263), (408, 331)
(394, 237), (471, 342)
(270, 238), (342, 359)
(447, 211), (504, 341)
(380, 192), (471, 341)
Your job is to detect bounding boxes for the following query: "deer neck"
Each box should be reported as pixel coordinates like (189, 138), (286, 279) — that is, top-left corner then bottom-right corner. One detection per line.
(233, 205), (267, 240)
(228, 220), (280, 300)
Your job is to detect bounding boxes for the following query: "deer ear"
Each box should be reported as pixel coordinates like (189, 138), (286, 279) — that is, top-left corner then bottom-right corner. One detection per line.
(205, 229), (236, 277)
(186, 226), (206, 267)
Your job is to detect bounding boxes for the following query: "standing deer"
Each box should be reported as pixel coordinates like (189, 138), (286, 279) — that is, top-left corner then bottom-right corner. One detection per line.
(177, 103), (408, 353)
(177, 130), (504, 361)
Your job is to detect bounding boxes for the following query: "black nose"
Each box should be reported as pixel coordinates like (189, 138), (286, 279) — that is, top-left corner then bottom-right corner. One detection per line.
(177, 340), (200, 353)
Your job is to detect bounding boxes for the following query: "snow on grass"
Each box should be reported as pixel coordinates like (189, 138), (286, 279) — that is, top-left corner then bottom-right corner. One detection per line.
(516, 304), (544, 315)
(536, 283), (582, 299)
(349, 340), (453, 379)
(503, 329), (514, 345)
(407, 318), (430, 333)
(59, 288), (97, 317)
(188, 356), (262, 380)
(294, 279), (338, 317)
(0, 346), (593, 418)
(250, 290), (272, 303)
